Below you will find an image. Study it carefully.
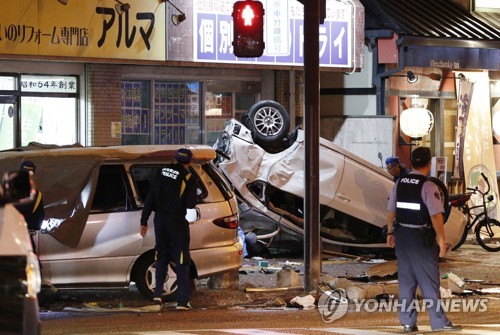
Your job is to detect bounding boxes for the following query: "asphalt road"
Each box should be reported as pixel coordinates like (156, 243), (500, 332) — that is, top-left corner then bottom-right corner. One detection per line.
(40, 244), (500, 335)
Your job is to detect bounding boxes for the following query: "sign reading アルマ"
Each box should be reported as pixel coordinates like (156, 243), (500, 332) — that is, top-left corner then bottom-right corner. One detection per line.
(0, 0), (165, 61)
(195, 0), (353, 67)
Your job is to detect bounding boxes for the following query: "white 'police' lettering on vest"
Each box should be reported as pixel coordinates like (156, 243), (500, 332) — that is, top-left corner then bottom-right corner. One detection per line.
(161, 167), (179, 180)
(400, 177), (420, 185)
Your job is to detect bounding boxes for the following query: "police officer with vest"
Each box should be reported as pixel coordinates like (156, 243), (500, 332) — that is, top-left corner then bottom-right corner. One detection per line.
(386, 147), (461, 333)
(140, 148), (198, 310)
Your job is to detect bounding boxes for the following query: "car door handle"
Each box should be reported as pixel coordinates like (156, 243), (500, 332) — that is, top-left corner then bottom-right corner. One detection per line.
(195, 207), (201, 220)
(336, 194), (351, 203)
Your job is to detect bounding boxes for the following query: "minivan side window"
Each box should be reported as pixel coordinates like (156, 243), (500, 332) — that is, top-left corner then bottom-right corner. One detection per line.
(91, 165), (132, 212)
(130, 166), (157, 203)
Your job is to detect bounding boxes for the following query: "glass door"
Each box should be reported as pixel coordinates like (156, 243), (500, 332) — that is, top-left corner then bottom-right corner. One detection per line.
(0, 96), (17, 151)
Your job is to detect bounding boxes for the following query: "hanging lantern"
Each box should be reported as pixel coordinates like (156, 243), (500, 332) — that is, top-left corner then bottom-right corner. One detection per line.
(400, 107), (434, 138)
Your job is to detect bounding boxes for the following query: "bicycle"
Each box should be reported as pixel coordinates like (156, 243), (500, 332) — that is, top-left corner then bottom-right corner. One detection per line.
(449, 172), (500, 252)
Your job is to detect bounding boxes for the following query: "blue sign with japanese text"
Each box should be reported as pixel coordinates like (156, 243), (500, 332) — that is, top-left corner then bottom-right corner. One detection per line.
(195, 13), (351, 67)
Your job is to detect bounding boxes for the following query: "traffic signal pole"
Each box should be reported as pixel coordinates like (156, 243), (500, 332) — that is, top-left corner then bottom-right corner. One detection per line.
(303, 0), (321, 292)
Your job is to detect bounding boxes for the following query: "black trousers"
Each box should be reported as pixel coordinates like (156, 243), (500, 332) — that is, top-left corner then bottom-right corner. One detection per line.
(153, 212), (191, 305)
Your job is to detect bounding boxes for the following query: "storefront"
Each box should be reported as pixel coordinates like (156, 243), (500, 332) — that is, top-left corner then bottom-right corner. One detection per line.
(0, 62), (85, 151)
(358, 0), (500, 218)
(0, 0), (364, 149)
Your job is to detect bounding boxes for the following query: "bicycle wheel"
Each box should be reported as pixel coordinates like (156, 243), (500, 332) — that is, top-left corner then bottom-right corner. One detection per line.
(475, 218), (500, 252)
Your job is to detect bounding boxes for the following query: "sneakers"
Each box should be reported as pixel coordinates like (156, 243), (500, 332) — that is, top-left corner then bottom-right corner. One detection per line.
(434, 323), (462, 332)
(403, 325), (419, 333)
(153, 297), (163, 305)
(176, 302), (192, 310)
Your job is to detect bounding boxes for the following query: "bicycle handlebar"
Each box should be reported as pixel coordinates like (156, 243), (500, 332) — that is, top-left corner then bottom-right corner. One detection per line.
(482, 172), (491, 195)
(481, 172), (487, 181)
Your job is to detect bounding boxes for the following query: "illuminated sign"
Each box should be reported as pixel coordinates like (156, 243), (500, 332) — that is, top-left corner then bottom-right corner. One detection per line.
(195, 0), (353, 67)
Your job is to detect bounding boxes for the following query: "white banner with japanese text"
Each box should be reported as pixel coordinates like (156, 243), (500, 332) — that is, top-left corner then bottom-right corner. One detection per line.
(460, 72), (499, 218)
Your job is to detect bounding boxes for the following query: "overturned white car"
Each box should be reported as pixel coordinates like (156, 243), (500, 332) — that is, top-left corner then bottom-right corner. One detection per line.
(215, 100), (466, 251)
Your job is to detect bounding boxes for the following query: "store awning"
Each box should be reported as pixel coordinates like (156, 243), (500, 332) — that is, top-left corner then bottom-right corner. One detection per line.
(361, 0), (500, 69)
(362, 0), (500, 47)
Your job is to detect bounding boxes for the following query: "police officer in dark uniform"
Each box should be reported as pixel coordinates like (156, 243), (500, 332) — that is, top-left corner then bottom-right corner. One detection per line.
(385, 156), (411, 182)
(140, 148), (198, 310)
(386, 147), (461, 332)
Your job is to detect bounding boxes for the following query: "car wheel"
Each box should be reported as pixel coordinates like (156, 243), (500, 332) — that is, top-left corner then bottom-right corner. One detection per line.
(243, 100), (290, 147)
(428, 176), (450, 222)
(133, 252), (178, 301)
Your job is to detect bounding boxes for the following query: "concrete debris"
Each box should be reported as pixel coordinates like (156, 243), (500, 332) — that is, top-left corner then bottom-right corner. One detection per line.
(289, 294), (316, 309)
(208, 269), (240, 289)
(366, 260), (398, 280)
(442, 272), (465, 288)
(346, 286), (366, 300)
(447, 278), (465, 294)
(440, 287), (454, 298)
(264, 297), (287, 307)
(327, 277), (393, 300)
(276, 268), (300, 288)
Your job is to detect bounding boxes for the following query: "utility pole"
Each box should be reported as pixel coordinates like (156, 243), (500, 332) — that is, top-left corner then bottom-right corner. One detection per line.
(303, 0), (321, 292)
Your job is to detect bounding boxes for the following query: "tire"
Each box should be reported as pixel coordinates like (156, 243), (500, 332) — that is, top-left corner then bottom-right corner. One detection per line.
(243, 100), (290, 147)
(475, 218), (500, 252)
(428, 177), (450, 222)
(132, 252), (178, 301)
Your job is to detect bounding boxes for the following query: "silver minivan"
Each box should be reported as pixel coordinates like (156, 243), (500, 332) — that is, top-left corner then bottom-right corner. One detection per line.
(0, 145), (242, 300)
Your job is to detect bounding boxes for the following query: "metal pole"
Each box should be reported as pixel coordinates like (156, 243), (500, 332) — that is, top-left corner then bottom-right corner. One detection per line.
(303, 0), (321, 292)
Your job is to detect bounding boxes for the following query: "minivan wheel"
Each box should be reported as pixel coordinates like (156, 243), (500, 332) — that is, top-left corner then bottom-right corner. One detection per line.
(133, 252), (178, 301)
(243, 100), (290, 147)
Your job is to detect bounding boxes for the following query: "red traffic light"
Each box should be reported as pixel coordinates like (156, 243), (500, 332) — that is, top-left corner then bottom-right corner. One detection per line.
(232, 0), (265, 58)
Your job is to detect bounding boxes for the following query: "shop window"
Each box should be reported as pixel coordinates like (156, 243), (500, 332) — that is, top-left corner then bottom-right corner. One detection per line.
(205, 92), (232, 146)
(235, 94), (255, 121)
(0, 98), (15, 151)
(121, 80), (150, 145)
(21, 97), (77, 146)
(154, 81), (201, 144)
(120, 80), (202, 145)
(0, 74), (78, 150)
(0, 76), (16, 90)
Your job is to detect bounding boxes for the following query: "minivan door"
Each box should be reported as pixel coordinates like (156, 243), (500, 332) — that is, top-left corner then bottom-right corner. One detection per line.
(38, 164), (145, 286)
